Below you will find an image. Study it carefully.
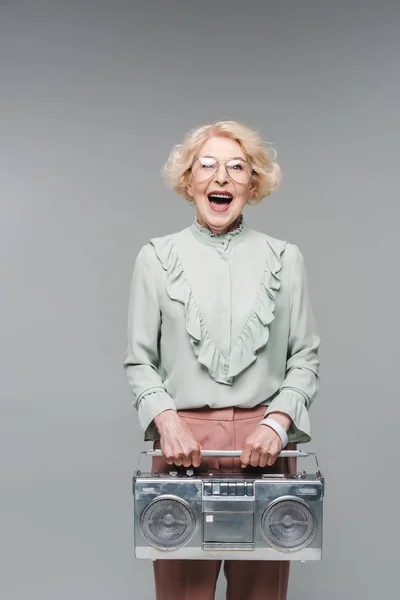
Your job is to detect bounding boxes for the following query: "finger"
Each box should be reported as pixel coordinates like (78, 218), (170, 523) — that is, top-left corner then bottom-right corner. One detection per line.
(173, 455), (183, 467)
(161, 447), (174, 465)
(191, 449), (202, 468)
(240, 448), (251, 468)
(164, 453), (177, 466)
(181, 444), (201, 468)
(267, 453), (278, 467)
(182, 455), (192, 468)
(160, 440), (175, 466)
(259, 452), (270, 468)
(249, 449), (262, 468)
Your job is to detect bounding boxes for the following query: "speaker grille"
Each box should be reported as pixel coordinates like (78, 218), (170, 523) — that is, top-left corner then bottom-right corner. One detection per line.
(261, 497), (316, 551)
(140, 496), (195, 550)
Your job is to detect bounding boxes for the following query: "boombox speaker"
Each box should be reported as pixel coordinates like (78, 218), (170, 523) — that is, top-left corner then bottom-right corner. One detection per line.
(133, 449), (324, 561)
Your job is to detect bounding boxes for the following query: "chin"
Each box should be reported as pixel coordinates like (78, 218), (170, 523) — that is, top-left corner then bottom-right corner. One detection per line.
(206, 214), (239, 233)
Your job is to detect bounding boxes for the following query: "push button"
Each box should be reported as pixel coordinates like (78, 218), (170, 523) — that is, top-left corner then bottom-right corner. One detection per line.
(204, 482), (212, 496)
(220, 483), (229, 496)
(245, 482), (254, 496)
(236, 482), (245, 496)
(212, 483), (221, 495)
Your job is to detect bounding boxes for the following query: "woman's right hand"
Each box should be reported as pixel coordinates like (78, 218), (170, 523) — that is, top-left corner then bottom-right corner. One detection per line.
(153, 409), (202, 468)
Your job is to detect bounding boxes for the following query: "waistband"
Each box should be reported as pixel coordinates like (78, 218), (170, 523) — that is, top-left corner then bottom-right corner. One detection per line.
(177, 405), (267, 421)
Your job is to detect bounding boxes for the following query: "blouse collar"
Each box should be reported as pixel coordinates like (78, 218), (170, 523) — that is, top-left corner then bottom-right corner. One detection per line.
(190, 215), (248, 247)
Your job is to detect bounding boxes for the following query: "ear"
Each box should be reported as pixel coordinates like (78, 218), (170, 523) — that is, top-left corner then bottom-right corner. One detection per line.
(247, 184), (256, 202)
(186, 182), (194, 198)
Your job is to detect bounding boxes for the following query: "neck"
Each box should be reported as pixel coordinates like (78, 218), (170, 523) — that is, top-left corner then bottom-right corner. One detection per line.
(196, 214), (242, 235)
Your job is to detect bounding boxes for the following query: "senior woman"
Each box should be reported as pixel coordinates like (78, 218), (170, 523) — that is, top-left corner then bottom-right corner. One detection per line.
(123, 120), (320, 600)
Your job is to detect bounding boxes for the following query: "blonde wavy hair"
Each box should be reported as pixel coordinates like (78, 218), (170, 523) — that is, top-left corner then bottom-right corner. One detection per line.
(161, 120), (282, 205)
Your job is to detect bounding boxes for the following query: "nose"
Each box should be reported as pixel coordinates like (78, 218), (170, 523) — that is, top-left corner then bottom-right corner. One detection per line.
(214, 163), (228, 185)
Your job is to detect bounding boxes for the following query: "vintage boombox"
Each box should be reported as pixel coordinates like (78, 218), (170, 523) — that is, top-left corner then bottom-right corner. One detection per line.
(133, 449), (324, 561)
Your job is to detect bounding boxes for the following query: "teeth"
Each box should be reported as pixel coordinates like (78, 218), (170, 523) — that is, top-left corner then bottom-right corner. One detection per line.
(209, 194), (232, 199)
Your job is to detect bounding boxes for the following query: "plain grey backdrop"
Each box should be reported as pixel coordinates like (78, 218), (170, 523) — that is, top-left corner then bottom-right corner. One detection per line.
(1, 1), (399, 599)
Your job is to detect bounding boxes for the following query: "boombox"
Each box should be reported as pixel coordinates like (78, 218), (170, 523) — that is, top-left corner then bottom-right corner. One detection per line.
(133, 449), (324, 561)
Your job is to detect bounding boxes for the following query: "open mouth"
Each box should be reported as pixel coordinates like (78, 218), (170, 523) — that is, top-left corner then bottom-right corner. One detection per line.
(207, 192), (233, 205)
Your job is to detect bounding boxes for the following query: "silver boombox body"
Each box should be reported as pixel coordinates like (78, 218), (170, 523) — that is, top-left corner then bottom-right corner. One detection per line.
(133, 450), (324, 561)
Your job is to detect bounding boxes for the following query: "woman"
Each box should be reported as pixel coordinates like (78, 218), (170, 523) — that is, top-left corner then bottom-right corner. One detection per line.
(124, 120), (320, 600)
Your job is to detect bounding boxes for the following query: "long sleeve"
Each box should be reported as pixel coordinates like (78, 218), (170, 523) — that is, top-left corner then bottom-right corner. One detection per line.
(123, 244), (176, 440)
(264, 244), (320, 443)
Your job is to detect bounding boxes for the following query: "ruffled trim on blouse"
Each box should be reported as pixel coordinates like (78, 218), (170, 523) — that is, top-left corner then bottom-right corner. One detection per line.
(192, 216), (245, 240)
(150, 234), (287, 385)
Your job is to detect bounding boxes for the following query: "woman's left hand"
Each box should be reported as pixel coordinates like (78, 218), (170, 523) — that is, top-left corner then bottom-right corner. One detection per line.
(240, 425), (282, 468)
(240, 411), (292, 468)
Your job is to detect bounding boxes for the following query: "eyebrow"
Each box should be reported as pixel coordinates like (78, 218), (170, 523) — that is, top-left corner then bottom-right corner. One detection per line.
(201, 155), (246, 160)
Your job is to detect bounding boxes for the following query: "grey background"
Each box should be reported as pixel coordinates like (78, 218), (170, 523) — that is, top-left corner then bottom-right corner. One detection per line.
(1, 1), (399, 599)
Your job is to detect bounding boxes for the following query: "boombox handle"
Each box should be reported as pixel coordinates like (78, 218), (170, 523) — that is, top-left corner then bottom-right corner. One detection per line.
(136, 449), (322, 480)
(147, 449), (308, 458)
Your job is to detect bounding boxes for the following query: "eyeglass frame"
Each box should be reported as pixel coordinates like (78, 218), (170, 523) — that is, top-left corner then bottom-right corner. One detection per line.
(189, 156), (256, 185)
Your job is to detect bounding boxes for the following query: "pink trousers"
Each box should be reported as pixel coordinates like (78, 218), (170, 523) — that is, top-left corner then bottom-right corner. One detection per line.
(151, 405), (297, 600)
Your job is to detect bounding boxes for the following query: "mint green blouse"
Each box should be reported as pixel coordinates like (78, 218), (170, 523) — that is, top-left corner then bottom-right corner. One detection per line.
(123, 219), (320, 443)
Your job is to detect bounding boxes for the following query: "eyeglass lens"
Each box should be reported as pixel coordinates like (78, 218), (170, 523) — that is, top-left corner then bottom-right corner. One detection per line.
(192, 158), (252, 184)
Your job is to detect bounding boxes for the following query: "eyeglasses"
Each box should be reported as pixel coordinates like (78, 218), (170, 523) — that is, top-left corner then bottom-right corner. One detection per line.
(190, 157), (254, 185)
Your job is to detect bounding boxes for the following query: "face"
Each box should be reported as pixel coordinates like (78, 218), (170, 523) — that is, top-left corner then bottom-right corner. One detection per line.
(186, 136), (255, 234)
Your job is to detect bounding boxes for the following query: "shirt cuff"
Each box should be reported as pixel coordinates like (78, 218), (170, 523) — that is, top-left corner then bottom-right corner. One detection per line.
(264, 389), (312, 444)
(137, 389), (177, 441)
